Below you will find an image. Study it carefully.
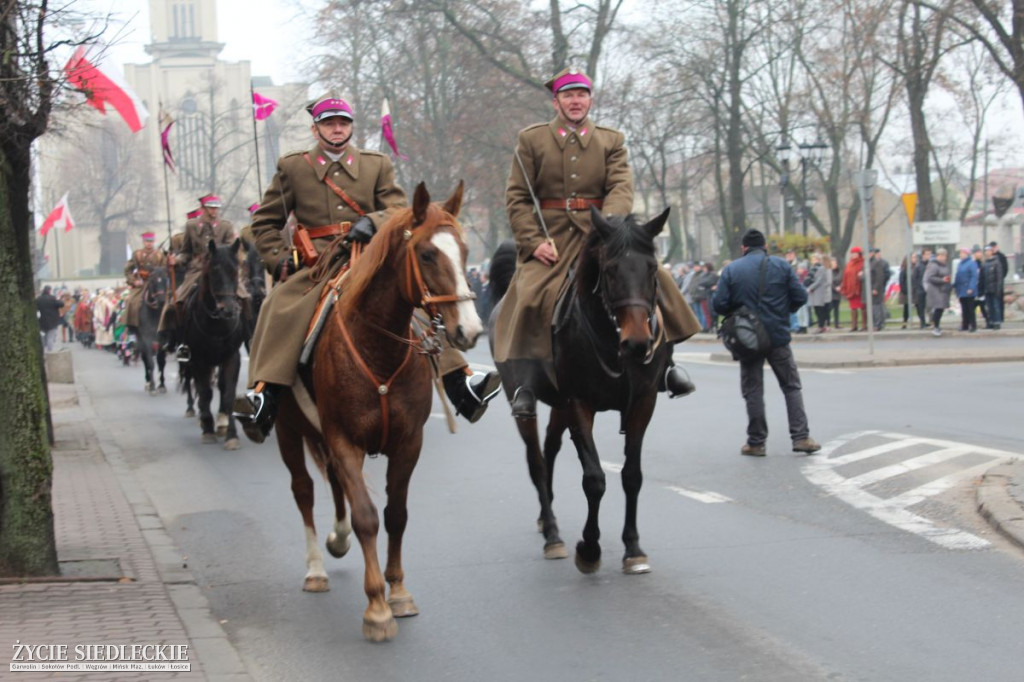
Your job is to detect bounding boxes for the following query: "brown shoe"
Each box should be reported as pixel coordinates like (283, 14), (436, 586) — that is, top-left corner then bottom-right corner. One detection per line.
(792, 438), (821, 454)
(740, 443), (766, 457)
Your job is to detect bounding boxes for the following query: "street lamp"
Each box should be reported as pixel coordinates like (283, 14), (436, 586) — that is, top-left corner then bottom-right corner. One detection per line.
(797, 139), (829, 237)
(776, 141), (792, 235)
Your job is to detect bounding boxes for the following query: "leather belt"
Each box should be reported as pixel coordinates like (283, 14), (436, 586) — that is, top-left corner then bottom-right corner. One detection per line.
(306, 222), (351, 239)
(539, 197), (604, 211)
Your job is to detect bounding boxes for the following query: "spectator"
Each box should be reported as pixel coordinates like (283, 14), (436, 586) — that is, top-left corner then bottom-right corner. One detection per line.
(981, 244), (1005, 330)
(840, 246), (866, 331)
(924, 247), (952, 336)
(829, 257), (842, 327)
(869, 248), (890, 330)
(897, 254), (917, 329)
(954, 247), (979, 332)
(806, 252), (833, 333)
(36, 285), (63, 352)
(912, 248), (932, 328)
(712, 229), (820, 457)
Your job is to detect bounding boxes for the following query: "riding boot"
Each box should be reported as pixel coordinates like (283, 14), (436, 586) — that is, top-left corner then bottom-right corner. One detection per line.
(233, 383), (280, 444)
(443, 369), (501, 424)
(510, 386), (537, 419)
(661, 362), (696, 398)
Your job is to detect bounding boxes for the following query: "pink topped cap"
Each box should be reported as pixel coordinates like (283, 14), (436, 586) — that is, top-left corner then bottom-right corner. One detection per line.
(548, 68), (593, 94)
(311, 97), (354, 122)
(199, 194), (222, 208)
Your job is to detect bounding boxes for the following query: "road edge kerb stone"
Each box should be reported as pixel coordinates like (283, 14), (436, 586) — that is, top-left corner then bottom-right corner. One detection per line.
(706, 351), (1024, 368)
(976, 461), (1024, 553)
(74, 382), (254, 682)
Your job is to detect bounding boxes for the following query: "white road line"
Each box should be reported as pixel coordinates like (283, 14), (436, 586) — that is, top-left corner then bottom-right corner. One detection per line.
(843, 446), (972, 487)
(825, 438), (929, 467)
(600, 461), (622, 473)
(667, 486), (734, 504)
(886, 461), (999, 508)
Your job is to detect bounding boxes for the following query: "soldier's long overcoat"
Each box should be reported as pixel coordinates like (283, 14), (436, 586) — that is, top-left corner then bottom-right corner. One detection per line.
(123, 247), (168, 328)
(494, 117), (699, 364)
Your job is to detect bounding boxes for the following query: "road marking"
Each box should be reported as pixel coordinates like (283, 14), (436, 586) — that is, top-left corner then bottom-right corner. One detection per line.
(804, 432), (1022, 550)
(667, 486), (733, 504)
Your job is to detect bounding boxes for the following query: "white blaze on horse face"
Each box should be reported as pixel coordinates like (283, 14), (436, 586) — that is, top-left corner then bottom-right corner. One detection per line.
(431, 231), (483, 340)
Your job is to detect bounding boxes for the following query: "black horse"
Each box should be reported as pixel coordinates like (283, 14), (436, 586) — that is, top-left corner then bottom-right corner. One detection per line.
(137, 266), (169, 395)
(488, 207), (673, 575)
(241, 238), (266, 351)
(179, 239), (248, 450)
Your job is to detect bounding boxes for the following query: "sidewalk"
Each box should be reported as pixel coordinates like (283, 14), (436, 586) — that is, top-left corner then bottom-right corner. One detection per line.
(0, 380), (252, 682)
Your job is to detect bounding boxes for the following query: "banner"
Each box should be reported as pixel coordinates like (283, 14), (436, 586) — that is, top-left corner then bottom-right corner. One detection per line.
(64, 46), (149, 132)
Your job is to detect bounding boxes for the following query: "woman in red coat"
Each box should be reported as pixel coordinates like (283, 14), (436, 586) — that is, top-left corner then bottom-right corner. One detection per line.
(840, 247), (866, 331)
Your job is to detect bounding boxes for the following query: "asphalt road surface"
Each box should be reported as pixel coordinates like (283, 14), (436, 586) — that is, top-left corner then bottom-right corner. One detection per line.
(73, 342), (1024, 682)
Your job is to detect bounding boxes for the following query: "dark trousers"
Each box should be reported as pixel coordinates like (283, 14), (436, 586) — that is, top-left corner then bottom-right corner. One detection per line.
(932, 308), (944, 329)
(959, 297), (976, 330)
(814, 305), (829, 330)
(739, 344), (809, 447)
(985, 294), (1003, 325)
(829, 299), (841, 327)
(915, 293), (927, 327)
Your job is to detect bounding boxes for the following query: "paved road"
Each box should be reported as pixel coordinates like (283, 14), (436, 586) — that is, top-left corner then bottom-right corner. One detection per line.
(73, 342), (1024, 681)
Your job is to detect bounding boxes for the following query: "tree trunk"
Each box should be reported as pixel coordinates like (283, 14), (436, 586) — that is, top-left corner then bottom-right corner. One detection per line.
(0, 142), (60, 577)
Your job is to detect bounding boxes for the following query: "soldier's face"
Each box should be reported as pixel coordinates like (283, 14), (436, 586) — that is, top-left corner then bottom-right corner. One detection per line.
(553, 88), (592, 124)
(203, 206), (219, 221)
(313, 118), (353, 149)
(143, 240), (155, 252)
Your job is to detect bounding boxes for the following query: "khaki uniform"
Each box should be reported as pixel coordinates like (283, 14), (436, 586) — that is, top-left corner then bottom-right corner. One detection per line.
(124, 248), (168, 328)
(159, 219), (238, 331)
(247, 143), (470, 388)
(495, 117), (700, 363)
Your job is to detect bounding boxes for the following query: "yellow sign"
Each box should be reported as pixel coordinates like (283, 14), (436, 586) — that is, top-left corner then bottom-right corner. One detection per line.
(901, 193), (918, 226)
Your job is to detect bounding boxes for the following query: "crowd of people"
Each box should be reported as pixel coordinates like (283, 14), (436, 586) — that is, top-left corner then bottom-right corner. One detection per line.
(35, 285), (135, 356)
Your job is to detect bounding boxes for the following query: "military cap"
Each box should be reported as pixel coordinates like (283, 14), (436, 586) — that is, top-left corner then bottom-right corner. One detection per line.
(199, 194), (222, 208)
(545, 67), (593, 94)
(248, 203), (260, 215)
(141, 231), (156, 240)
(306, 93), (354, 122)
(186, 207), (203, 219)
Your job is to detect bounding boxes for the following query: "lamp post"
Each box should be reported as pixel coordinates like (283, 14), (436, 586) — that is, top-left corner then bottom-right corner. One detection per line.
(797, 140), (829, 237)
(776, 141), (792, 235)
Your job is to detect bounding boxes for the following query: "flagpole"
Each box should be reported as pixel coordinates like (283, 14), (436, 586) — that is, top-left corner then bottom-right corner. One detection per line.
(159, 104), (174, 244)
(250, 81), (264, 199)
(54, 223), (61, 279)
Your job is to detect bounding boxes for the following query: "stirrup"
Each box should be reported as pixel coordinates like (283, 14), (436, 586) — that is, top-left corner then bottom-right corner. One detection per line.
(175, 344), (191, 363)
(664, 365), (696, 398)
(510, 386), (537, 419)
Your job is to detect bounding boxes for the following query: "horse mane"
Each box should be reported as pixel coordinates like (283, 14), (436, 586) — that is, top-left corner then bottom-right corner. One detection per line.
(583, 213), (657, 259)
(338, 203), (454, 314)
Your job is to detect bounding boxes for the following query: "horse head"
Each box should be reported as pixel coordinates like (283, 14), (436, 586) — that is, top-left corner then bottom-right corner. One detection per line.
(202, 238), (243, 318)
(341, 181), (482, 351)
(586, 206), (670, 363)
(144, 266), (169, 309)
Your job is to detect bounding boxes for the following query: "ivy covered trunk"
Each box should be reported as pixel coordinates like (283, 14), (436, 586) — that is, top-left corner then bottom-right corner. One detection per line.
(0, 142), (59, 577)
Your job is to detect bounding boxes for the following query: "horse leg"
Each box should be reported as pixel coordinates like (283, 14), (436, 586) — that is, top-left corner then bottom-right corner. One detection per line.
(324, 460), (352, 559)
(194, 365), (217, 443)
(181, 363), (196, 418)
(538, 409), (569, 559)
(157, 349), (167, 393)
(567, 400), (604, 574)
(621, 394), (657, 575)
(514, 413), (565, 560)
(324, 426), (394, 642)
(277, 416), (328, 592)
(382, 434), (421, 619)
(218, 352), (241, 450)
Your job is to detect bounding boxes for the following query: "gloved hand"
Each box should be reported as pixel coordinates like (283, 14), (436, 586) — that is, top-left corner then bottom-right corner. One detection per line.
(346, 216), (376, 245)
(273, 258), (296, 282)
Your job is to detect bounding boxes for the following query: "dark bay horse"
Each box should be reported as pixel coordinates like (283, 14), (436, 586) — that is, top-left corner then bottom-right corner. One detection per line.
(179, 239), (247, 450)
(489, 207), (673, 575)
(138, 266), (169, 395)
(242, 238), (266, 351)
(275, 182), (481, 642)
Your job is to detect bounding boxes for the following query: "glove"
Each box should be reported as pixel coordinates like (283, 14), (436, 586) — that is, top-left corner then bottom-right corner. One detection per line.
(346, 216), (376, 245)
(273, 258), (296, 282)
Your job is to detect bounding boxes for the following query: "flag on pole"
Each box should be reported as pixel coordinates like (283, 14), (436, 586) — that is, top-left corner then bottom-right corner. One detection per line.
(252, 91), (278, 120)
(64, 46), (149, 132)
(39, 193), (76, 236)
(381, 98), (408, 160)
(160, 108), (177, 174)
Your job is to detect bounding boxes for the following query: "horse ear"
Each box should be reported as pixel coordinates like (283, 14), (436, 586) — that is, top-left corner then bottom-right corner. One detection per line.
(230, 238), (242, 256)
(207, 239), (217, 257)
(413, 183), (430, 224)
(643, 207), (671, 240)
(589, 206), (614, 241)
(442, 180), (465, 218)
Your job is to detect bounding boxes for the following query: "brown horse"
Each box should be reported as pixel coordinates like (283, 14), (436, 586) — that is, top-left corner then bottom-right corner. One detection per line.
(275, 182), (481, 642)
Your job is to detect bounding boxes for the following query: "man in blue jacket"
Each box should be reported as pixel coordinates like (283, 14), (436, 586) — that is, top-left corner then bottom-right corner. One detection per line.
(713, 229), (821, 456)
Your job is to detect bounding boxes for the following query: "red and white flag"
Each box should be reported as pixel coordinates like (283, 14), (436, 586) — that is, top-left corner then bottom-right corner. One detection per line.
(64, 46), (149, 132)
(252, 91), (278, 121)
(160, 108), (176, 174)
(39, 193), (75, 236)
(381, 98), (408, 160)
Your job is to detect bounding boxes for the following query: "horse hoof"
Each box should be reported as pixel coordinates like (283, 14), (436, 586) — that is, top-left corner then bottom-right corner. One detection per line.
(223, 438), (240, 451)
(303, 576), (329, 592)
(544, 542), (569, 560)
(622, 556), (652, 575)
(326, 531), (351, 558)
(574, 541), (601, 574)
(185, 409), (196, 418)
(362, 615), (398, 642)
(201, 433), (218, 444)
(387, 595), (419, 618)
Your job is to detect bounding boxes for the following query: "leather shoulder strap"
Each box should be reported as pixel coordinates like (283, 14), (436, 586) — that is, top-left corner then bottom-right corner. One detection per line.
(303, 153), (366, 216)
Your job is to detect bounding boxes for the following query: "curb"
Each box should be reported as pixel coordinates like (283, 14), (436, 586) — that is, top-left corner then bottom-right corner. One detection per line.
(976, 461), (1024, 552)
(74, 383), (253, 681)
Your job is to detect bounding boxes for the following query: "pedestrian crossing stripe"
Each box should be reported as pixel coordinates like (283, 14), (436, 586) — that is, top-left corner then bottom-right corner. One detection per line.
(803, 431), (1022, 551)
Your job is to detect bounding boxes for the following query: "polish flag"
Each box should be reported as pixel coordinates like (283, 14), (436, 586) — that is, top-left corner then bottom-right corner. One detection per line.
(160, 109), (176, 173)
(39, 193), (75, 236)
(64, 46), (149, 133)
(381, 98), (408, 160)
(252, 91), (278, 120)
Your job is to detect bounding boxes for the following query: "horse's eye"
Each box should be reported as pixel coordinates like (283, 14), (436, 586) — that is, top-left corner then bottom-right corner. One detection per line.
(419, 248), (437, 265)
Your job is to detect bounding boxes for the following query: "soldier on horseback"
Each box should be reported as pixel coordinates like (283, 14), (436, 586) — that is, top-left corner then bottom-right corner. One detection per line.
(233, 93), (501, 443)
(124, 231), (168, 334)
(158, 195), (241, 361)
(496, 67), (700, 418)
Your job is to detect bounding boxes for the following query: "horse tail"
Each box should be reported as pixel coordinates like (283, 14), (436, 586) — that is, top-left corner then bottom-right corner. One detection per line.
(489, 239), (517, 305)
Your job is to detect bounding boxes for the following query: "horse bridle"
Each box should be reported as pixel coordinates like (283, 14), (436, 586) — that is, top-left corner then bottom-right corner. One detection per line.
(592, 252), (659, 341)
